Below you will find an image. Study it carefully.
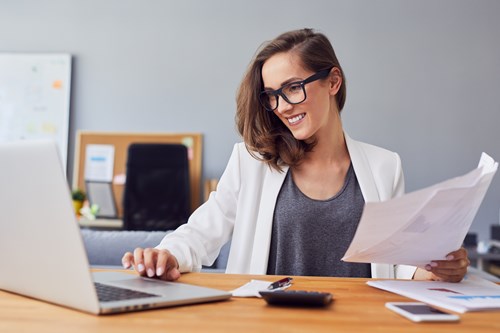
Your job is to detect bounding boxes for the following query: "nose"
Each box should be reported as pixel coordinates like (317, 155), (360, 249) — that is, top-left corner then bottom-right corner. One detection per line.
(275, 95), (293, 114)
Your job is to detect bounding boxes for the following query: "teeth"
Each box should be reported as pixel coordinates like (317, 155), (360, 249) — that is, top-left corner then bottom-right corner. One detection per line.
(288, 113), (305, 124)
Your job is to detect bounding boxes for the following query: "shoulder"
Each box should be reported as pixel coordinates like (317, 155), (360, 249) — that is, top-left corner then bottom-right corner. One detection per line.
(226, 142), (278, 175)
(229, 142), (287, 181)
(346, 134), (401, 168)
(231, 142), (264, 165)
(346, 135), (397, 157)
(346, 133), (404, 200)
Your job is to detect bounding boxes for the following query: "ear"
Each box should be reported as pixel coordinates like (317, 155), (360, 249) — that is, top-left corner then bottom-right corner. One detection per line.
(328, 67), (342, 96)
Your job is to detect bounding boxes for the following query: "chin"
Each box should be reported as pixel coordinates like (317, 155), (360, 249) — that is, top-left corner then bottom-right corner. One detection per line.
(291, 131), (313, 142)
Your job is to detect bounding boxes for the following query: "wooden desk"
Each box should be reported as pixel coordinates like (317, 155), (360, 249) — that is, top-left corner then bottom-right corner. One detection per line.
(0, 272), (498, 333)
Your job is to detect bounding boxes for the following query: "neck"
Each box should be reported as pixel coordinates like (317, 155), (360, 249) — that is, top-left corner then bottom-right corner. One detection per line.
(304, 112), (349, 165)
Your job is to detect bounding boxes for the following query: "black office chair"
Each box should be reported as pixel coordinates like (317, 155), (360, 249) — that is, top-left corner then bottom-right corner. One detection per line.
(122, 143), (190, 231)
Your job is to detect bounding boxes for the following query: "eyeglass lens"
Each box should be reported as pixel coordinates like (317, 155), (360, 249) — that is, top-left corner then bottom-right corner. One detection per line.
(261, 83), (305, 111)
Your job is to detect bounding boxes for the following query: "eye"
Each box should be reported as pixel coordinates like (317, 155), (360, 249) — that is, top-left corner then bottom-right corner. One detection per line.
(284, 83), (302, 95)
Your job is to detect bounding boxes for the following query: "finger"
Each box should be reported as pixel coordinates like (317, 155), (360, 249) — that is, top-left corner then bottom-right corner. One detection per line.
(447, 275), (466, 283)
(166, 267), (181, 281)
(165, 254), (181, 281)
(143, 248), (158, 278)
(155, 250), (170, 278)
(425, 255), (468, 281)
(428, 264), (468, 282)
(154, 250), (180, 281)
(133, 248), (146, 276)
(446, 247), (468, 260)
(430, 266), (468, 277)
(432, 272), (466, 283)
(428, 258), (469, 270)
(122, 252), (134, 269)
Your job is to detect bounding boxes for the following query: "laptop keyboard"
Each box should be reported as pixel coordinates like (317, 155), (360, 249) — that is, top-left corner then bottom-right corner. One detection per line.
(95, 282), (159, 302)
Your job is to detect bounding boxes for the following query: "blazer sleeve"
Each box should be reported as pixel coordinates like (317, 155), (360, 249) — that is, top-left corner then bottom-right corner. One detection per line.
(155, 144), (241, 272)
(392, 152), (405, 198)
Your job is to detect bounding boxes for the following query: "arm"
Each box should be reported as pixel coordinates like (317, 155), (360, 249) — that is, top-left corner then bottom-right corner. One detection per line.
(122, 144), (242, 280)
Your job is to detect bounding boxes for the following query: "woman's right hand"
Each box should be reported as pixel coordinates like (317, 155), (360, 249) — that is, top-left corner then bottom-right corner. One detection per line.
(121, 248), (181, 281)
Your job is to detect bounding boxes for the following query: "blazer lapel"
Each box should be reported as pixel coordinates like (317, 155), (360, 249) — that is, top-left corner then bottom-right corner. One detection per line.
(345, 133), (380, 203)
(249, 165), (288, 273)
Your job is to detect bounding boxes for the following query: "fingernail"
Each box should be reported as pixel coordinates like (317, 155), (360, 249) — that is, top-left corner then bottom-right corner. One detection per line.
(147, 268), (154, 277)
(137, 264), (145, 272)
(446, 255), (454, 260)
(122, 261), (130, 269)
(156, 267), (164, 276)
(430, 262), (438, 267)
(425, 264), (432, 271)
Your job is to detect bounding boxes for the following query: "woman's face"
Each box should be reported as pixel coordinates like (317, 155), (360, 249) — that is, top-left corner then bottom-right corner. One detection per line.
(261, 52), (340, 142)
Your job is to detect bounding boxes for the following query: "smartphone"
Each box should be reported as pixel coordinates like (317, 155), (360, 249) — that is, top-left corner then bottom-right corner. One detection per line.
(385, 302), (460, 322)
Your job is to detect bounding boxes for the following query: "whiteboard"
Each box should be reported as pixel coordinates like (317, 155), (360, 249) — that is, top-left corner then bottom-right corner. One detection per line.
(0, 53), (72, 170)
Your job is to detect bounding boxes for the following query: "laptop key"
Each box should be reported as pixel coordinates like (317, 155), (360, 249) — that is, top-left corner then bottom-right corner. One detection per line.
(95, 282), (160, 302)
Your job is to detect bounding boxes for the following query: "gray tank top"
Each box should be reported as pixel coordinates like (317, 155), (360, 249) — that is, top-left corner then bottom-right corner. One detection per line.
(266, 163), (371, 277)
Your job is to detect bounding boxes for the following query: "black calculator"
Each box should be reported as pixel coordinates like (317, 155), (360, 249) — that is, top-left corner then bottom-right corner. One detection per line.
(259, 290), (333, 307)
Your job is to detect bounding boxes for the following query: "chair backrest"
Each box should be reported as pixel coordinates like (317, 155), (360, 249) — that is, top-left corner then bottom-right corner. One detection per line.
(122, 143), (190, 231)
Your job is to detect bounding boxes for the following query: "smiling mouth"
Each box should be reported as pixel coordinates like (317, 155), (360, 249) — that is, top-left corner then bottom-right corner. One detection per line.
(287, 113), (305, 125)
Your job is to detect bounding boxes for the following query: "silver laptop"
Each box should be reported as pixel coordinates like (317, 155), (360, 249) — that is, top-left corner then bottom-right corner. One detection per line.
(0, 140), (231, 315)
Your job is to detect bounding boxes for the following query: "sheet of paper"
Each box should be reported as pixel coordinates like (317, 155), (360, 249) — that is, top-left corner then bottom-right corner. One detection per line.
(231, 280), (272, 297)
(342, 153), (498, 268)
(84, 144), (115, 182)
(231, 279), (291, 297)
(368, 275), (500, 313)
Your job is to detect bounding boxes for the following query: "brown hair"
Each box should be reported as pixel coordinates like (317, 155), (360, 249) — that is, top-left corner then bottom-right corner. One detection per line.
(236, 28), (346, 171)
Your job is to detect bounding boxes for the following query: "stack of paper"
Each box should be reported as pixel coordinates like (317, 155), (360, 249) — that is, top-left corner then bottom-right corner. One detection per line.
(368, 275), (500, 313)
(342, 153), (498, 268)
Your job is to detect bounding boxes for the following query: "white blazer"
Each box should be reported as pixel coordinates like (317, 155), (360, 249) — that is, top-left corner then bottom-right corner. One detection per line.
(157, 133), (416, 279)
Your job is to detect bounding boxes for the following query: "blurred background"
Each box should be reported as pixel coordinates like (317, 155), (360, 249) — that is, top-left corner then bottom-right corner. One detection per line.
(1, 0), (499, 242)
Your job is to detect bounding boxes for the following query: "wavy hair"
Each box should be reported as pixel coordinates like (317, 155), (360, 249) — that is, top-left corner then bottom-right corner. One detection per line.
(236, 28), (346, 171)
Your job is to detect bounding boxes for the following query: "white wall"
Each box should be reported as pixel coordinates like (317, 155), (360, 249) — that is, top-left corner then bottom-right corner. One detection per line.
(1, 0), (499, 241)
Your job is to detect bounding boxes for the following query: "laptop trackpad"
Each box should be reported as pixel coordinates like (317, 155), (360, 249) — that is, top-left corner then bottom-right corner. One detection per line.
(108, 277), (179, 295)
(93, 271), (227, 299)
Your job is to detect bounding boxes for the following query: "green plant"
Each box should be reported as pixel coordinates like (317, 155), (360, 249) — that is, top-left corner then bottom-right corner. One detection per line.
(72, 188), (86, 201)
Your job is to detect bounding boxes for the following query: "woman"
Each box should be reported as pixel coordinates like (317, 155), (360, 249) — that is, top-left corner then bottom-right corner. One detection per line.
(122, 28), (469, 282)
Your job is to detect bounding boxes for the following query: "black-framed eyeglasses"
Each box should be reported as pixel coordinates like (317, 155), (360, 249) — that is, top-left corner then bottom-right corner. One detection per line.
(259, 67), (333, 112)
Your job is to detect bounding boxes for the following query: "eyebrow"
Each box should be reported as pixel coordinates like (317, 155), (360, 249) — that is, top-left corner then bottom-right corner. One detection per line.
(263, 76), (303, 91)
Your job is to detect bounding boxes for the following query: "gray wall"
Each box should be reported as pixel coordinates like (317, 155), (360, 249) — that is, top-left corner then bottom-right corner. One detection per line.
(1, 0), (499, 242)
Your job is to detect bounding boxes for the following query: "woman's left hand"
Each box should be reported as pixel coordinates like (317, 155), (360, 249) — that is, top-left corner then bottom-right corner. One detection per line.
(413, 247), (470, 283)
